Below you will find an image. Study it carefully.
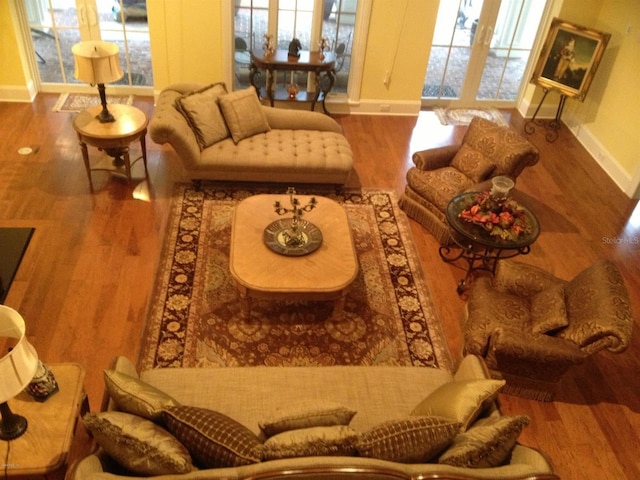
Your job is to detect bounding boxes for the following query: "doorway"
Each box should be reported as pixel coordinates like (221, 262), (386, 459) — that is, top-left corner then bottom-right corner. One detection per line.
(422, 0), (548, 108)
(23, 0), (153, 93)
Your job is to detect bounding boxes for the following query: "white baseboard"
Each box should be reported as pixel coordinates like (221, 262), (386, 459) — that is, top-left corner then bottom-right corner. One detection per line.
(331, 99), (420, 116)
(564, 115), (636, 198)
(0, 83), (36, 102)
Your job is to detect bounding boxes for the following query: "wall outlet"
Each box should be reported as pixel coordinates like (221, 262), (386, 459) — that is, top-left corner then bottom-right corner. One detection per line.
(380, 104), (391, 112)
(383, 70), (391, 87)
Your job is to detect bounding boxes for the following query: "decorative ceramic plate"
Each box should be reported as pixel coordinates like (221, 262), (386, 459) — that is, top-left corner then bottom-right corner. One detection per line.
(263, 218), (323, 256)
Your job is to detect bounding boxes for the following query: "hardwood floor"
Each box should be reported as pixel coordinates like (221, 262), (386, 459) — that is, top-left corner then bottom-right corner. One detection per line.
(1, 94), (638, 479)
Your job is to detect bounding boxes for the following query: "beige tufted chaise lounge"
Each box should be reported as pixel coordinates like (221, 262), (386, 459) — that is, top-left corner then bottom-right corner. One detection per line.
(149, 83), (353, 186)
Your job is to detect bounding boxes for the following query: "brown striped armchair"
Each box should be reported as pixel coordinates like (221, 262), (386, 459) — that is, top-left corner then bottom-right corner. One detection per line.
(399, 117), (539, 244)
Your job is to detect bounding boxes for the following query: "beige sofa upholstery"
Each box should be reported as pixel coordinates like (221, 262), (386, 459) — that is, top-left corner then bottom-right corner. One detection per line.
(149, 83), (354, 185)
(68, 355), (558, 480)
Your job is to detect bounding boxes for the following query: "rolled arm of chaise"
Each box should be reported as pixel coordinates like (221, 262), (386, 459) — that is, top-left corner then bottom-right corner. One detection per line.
(262, 107), (343, 133)
(149, 85), (202, 168)
(411, 144), (460, 170)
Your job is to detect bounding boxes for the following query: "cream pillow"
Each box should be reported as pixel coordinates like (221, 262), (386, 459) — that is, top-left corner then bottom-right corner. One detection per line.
(83, 412), (193, 476)
(176, 83), (229, 149)
(439, 415), (530, 467)
(263, 426), (358, 460)
(259, 401), (356, 437)
(411, 379), (505, 431)
(218, 86), (271, 143)
(103, 370), (180, 422)
(356, 416), (460, 464)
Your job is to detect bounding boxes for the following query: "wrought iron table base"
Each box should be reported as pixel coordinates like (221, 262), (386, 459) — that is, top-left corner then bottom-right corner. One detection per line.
(439, 236), (531, 294)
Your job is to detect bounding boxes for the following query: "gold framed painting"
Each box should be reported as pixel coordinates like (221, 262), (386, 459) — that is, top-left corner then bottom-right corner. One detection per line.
(531, 18), (610, 101)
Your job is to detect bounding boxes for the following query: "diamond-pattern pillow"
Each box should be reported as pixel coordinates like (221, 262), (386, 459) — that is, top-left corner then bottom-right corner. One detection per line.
(162, 406), (263, 468)
(356, 416), (460, 463)
(175, 83), (229, 149)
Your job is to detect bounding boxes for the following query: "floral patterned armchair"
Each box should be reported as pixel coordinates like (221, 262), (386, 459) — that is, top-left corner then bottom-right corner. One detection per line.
(463, 259), (634, 401)
(399, 117), (539, 244)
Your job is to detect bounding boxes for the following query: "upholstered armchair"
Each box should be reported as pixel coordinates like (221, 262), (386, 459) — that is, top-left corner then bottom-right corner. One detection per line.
(463, 259), (633, 401)
(399, 117), (539, 244)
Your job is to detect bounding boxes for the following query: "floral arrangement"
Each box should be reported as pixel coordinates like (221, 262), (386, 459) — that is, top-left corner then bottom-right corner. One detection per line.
(459, 191), (531, 241)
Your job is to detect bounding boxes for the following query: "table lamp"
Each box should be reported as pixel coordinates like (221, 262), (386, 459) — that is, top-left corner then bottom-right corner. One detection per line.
(0, 305), (39, 440)
(72, 40), (124, 123)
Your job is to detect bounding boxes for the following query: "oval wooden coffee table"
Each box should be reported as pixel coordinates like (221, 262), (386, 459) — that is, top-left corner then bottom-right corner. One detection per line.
(229, 194), (359, 319)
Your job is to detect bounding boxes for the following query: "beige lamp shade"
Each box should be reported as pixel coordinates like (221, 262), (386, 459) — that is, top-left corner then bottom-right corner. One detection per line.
(0, 305), (39, 403)
(72, 40), (124, 85)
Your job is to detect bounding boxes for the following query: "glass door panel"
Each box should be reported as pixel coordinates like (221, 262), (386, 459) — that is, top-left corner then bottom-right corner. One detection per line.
(23, 0), (152, 90)
(422, 0), (548, 107)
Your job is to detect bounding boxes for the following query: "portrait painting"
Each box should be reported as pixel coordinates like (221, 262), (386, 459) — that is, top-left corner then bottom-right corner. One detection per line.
(531, 18), (610, 101)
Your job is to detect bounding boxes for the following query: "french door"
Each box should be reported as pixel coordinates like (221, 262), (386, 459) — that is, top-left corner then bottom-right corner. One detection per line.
(23, 0), (152, 92)
(422, 0), (549, 107)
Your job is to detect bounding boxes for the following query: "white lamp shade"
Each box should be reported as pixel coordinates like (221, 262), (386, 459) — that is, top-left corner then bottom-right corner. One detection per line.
(0, 305), (39, 403)
(72, 41), (124, 85)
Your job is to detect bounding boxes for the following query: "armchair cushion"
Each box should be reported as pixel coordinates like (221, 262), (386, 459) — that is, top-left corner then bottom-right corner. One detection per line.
(406, 167), (473, 212)
(530, 283), (568, 334)
(450, 144), (496, 183)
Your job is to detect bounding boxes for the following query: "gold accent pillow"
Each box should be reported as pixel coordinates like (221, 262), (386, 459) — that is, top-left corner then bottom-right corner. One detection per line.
(259, 401), (356, 437)
(356, 416), (460, 463)
(162, 406), (263, 468)
(218, 86), (271, 143)
(83, 411), (193, 476)
(175, 83), (230, 149)
(103, 370), (180, 422)
(263, 426), (358, 460)
(411, 379), (505, 431)
(451, 144), (496, 183)
(439, 415), (530, 467)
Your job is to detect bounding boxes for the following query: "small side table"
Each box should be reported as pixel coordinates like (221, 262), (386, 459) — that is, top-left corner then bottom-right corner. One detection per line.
(440, 191), (540, 294)
(0, 363), (87, 479)
(72, 104), (149, 190)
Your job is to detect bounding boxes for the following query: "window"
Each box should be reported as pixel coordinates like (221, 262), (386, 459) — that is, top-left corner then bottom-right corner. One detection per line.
(233, 0), (357, 94)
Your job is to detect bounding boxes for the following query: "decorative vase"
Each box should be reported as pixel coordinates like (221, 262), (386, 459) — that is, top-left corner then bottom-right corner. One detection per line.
(490, 176), (515, 201)
(318, 52), (325, 61)
(287, 83), (300, 99)
(27, 360), (59, 402)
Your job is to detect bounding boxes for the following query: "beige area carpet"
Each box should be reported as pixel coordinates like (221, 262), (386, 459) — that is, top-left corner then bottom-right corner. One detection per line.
(434, 107), (509, 127)
(139, 184), (453, 372)
(52, 93), (134, 113)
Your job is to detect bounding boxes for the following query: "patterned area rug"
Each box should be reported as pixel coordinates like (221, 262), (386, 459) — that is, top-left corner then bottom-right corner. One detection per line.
(434, 107), (509, 127)
(52, 93), (134, 113)
(139, 184), (452, 372)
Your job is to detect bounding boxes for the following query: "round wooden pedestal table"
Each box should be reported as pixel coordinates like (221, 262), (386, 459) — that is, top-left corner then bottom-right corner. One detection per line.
(72, 104), (149, 190)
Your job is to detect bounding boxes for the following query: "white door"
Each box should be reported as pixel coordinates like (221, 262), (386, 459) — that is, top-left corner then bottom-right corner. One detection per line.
(422, 0), (548, 107)
(23, 0), (152, 92)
